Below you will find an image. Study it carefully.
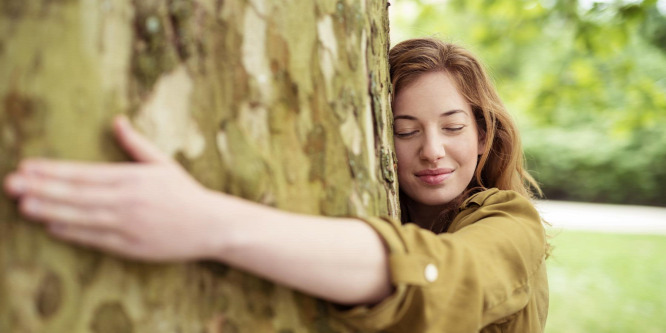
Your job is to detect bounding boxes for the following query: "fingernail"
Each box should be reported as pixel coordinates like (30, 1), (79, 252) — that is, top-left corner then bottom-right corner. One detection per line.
(7, 176), (25, 193)
(116, 115), (130, 127)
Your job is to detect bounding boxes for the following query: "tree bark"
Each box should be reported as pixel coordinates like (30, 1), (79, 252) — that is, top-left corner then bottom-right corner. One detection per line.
(0, 0), (396, 332)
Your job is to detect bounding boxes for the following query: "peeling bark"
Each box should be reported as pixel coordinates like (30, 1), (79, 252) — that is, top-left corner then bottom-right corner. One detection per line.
(0, 0), (397, 331)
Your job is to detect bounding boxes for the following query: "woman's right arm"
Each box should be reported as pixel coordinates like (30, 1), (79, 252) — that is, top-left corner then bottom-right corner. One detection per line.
(3, 116), (393, 305)
(204, 193), (393, 305)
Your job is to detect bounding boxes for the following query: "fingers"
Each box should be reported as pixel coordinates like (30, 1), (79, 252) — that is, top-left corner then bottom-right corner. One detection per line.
(5, 170), (123, 205)
(11, 159), (133, 186)
(112, 115), (171, 164)
(19, 197), (117, 229)
(6, 167), (131, 229)
(48, 223), (130, 256)
(3, 173), (22, 198)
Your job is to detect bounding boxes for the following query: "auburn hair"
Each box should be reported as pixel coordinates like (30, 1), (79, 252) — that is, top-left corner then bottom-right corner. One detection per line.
(389, 38), (542, 230)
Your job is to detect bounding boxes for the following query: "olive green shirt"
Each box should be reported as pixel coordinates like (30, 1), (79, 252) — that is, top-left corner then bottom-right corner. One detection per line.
(333, 188), (549, 332)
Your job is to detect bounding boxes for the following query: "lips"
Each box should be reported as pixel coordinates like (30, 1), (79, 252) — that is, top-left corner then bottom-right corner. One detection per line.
(415, 168), (453, 185)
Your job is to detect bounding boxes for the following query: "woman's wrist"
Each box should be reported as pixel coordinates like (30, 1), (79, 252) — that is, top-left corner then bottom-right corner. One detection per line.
(199, 189), (276, 262)
(196, 189), (238, 261)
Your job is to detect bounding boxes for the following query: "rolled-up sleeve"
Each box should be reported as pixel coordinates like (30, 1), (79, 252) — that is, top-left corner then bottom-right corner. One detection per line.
(331, 189), (547, 332)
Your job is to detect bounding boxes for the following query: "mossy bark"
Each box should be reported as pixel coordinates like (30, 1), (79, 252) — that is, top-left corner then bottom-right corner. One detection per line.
(0, 0), (397, 332)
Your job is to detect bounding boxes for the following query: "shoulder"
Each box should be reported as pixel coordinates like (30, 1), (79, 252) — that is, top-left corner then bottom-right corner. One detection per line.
(460, 188), (537, 216)
(450, 188), (541, 233)
(462, 188), (533, 209)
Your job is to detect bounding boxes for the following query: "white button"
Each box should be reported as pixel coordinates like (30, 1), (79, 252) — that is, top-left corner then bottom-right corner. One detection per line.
(424, 263), (438, 282)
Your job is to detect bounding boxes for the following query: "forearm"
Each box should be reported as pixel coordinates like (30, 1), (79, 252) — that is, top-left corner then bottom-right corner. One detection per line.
(206, 191), (393, 305)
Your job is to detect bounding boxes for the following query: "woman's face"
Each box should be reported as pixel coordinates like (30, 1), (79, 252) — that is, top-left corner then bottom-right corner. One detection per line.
(393, 71), (484, 208)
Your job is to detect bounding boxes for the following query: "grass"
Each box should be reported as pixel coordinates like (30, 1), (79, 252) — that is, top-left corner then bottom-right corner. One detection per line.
(545, 230), (666, 333)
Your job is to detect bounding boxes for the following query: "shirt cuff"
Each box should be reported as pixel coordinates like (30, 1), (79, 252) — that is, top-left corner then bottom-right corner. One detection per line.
(329, 216), (433, 331)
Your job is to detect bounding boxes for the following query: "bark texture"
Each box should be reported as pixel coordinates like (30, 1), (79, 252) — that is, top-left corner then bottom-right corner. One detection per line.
(0, 0), (397, 332)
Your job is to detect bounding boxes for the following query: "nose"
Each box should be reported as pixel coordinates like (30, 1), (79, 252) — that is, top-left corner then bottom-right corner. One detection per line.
(419, 131), (445, 163)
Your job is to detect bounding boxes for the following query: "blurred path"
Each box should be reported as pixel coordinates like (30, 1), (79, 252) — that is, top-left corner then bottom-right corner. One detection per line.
(534, 200), (666, 235)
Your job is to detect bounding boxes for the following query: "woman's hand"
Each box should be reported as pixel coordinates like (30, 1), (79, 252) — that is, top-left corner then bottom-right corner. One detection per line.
(3, 116), (225, 261)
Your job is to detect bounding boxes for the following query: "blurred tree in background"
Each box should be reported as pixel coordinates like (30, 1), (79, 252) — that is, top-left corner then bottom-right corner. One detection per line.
(391, 0), (666, 206)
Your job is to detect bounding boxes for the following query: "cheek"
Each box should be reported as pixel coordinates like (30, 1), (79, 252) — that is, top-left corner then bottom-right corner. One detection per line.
(459, 134), (482, 157)
(393, 142), (413, 187)
(394, 142), (412, 171)
(459, 143), (479, 160)
(447, 139), (481, 170)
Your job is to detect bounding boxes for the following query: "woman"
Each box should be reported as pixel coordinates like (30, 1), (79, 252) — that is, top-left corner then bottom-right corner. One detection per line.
(3, 38), (548, 332)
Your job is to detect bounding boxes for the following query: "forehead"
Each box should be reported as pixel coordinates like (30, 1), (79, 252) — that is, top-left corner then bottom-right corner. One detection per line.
(393, 71), (471, 118)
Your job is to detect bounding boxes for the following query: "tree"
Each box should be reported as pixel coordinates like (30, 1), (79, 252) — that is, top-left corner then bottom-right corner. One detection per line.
(0, 0), (397, 331)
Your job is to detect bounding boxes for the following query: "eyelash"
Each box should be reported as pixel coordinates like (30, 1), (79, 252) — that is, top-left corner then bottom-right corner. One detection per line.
(394, 126), (464, 138)
(447, 126), (464, 132)
(395, 131), (417, 138)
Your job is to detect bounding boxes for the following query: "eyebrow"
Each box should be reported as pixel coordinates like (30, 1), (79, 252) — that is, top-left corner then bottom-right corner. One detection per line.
(394, 109), (466, 121)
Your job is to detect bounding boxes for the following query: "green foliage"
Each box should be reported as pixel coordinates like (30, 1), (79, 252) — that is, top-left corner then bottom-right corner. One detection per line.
(524, 126), (666, 205)
(390, 0), (666, 206)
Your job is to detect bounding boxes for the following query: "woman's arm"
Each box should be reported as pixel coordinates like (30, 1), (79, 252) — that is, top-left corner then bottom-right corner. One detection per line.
(210, 195), (392, 304)
(3, 116), (392, 305)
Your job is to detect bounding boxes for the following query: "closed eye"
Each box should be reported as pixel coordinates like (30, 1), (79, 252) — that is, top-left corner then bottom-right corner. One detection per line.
(395, 130), (418, 138)
(445, 126), (464, 132)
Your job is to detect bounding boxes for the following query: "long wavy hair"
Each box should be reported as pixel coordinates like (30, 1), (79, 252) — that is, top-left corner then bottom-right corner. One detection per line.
(389, 38), (542, 232)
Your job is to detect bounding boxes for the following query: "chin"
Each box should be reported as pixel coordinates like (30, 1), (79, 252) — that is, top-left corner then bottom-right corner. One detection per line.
(410, 186), (468, 206)
(400, 182), (467, 207)
(423, 198), (455, 207)
(411, 194), (457, 207)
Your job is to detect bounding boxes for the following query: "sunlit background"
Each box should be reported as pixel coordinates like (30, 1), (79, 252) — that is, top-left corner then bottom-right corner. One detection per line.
(389, 0), (666, 332)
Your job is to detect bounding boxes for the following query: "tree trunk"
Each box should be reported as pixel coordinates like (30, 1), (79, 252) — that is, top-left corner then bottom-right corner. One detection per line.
(0, 0), (396, 331)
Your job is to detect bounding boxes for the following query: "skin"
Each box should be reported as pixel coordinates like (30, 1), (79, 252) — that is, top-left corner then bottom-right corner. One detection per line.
(3, 71), (483, 305)
(393, 71), (484, 225)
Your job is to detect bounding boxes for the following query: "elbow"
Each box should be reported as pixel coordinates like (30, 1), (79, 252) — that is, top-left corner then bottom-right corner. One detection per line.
(331, 257), (394, 305)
